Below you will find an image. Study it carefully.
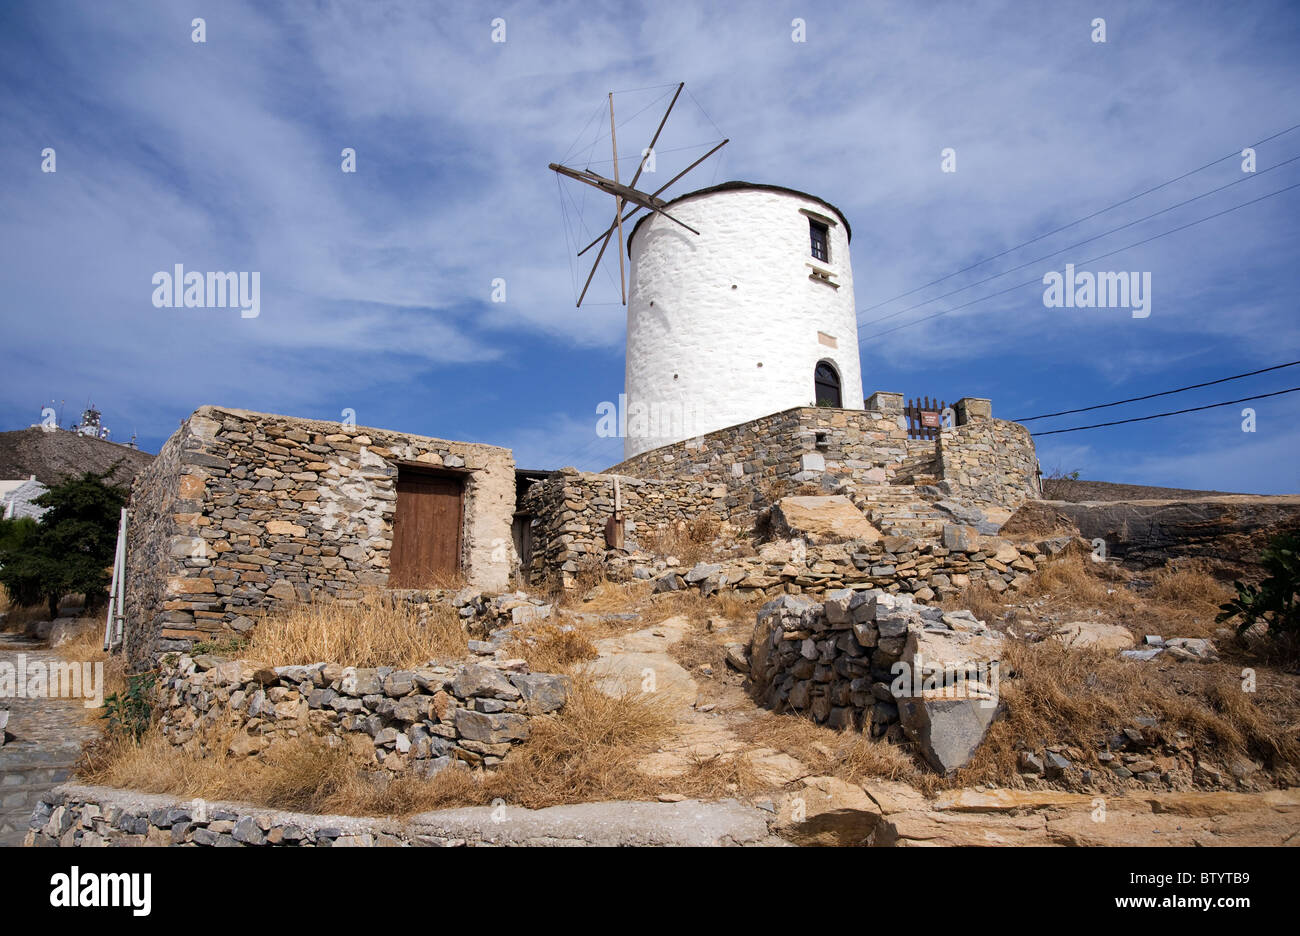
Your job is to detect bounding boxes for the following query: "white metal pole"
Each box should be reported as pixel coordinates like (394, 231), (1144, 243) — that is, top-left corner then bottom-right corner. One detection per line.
(102, 509), (125, 651)
(113, 508), (127, 647)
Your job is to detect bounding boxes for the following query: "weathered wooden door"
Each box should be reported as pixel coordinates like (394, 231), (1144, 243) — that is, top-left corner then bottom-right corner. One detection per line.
(389, 469), (464, 587)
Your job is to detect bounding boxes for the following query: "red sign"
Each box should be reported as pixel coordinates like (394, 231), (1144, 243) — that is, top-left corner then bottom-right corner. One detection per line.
(920, 411), (941, 428)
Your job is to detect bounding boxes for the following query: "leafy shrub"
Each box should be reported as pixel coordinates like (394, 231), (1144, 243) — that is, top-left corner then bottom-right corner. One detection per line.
(101, 672), (156, 740)
(1216, 532), (1300, 639)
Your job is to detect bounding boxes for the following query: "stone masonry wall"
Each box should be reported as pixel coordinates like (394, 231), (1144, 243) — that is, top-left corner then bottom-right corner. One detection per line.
(649, 531), (1076, 603)
(124, 407), (516, 668)
(937, 419), (1039, 510)
(609, 404), (1038, 523)
(519, 469), (726, 588)
(123, 425), (186, 663)
(610, 406), (912, 518)
(156, 652), (569, 773)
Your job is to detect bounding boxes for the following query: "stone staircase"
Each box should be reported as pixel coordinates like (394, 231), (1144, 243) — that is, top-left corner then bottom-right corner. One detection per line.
(845, 482), (949, 539)
(891, 451), (941, 486)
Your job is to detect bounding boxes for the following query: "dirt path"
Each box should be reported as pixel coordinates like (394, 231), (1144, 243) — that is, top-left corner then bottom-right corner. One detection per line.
(0, 633), (99, 847)
(582, 615), (810, 791)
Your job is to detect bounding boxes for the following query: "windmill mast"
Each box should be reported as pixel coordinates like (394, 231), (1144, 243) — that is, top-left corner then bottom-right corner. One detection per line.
(609, 92), (627, 307)
(549, 82), (727, 308)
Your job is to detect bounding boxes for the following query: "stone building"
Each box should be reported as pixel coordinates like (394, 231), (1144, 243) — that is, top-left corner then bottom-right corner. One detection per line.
(123, 407), (517, 667)
(624, 182), (864, 457)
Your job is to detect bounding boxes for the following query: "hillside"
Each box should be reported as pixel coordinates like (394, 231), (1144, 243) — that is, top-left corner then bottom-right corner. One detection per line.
(0, 427), (153, 488)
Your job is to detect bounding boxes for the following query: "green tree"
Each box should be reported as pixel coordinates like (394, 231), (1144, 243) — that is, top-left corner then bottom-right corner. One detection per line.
(0, 467), (128, 618)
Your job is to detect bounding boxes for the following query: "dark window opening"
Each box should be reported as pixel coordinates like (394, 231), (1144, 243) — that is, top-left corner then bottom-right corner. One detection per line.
(815, 360), (842, 408)
(809, 220), (830, 262)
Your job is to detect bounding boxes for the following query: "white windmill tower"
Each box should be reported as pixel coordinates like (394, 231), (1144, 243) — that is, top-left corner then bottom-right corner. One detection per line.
(550, 85), (862, 460)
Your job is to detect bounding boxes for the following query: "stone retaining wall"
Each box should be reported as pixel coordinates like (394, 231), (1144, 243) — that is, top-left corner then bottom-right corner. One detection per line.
(937, 419), (1039, 508)
(609, 406), (913, 516)
(25, 784), (780, 847)
(124, 407), (517, 668)
(748, 590), (1003, 771)
(156, 652), (569, 772)
(651, 531), (1077, 602)
(608, 404), (1039, 524)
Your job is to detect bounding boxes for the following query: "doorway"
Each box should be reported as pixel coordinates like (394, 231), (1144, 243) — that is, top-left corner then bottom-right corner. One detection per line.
(389, 467), (464, 587)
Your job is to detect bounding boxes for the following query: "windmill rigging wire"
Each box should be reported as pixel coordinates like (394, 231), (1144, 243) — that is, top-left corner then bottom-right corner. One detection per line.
(857, 180), (1300, 340)
(573, 87), (677, 169)
(1030, 387), (1300, 436)
(1013, 361), (1300, 422)
(857, 151), (1300, 329)
(559, 99), (610, 166)
(858, 119), (1300, 314)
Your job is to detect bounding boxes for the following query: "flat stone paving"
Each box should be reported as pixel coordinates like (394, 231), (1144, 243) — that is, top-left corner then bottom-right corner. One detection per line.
(0, 633), (99, 847)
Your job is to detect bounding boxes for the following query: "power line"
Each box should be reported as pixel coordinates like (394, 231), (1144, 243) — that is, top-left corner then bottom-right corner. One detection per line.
(858, 120), (1300, 315)
(1014, 360), (1300, 421)
(857, 180), (1300, 341)
(1030, 386), (1300, 436)
(857, 152), (1300, 331)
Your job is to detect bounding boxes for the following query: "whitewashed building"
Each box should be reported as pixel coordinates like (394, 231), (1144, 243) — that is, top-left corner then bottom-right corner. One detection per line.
(623, 182), (863, 458)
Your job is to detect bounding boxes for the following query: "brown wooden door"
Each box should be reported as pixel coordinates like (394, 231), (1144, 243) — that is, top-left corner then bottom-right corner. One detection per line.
(389, 470), (464, 587)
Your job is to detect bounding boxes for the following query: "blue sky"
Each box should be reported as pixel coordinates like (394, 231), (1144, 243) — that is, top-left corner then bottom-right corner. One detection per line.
(1, 1), (1297, 493)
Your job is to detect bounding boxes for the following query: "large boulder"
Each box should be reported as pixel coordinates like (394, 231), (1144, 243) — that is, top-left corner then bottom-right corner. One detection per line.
(893, 616), (1003, 773)
(771, 495), (881, 545)
(1051, 620), (1135, 651)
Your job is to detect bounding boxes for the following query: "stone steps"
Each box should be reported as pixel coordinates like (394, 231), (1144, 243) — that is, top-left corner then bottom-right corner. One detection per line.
(840, 482), (951, 540)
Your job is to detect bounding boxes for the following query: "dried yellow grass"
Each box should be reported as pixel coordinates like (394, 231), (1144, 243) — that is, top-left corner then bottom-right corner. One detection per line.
(953, 640), (1300, 787)
(245, 589), (466, 668)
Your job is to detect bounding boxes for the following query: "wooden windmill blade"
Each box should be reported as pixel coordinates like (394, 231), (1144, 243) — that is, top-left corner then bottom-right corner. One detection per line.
(550, 82), (726, 307)
(574, 137), (728, 258)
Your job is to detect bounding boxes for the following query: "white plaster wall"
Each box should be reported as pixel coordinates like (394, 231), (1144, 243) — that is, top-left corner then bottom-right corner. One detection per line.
(624, 187), (863, 458)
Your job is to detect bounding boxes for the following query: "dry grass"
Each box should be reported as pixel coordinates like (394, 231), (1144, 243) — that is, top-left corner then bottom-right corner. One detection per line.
(245, 589), (466, 668)
(1023, 553), (1135, 605)
(640, 516), (722, 566)
(503, 623), (599, 673)
(950, 640), (1300, 788)
(733, 711), (937, 793)
(79, 674), (685, 815)
(654, 587), (764, 629)
(940, 583), (1010, 627)
(52, 617), (128, 720)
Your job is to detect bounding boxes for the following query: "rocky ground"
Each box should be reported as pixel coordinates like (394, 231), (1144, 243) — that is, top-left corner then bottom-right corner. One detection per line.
(10, 495), (1300, 847)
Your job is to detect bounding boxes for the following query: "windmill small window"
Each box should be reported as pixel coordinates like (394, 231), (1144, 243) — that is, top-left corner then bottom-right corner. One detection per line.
(809, 219), (830, 263)
(815, 360), (842, 408)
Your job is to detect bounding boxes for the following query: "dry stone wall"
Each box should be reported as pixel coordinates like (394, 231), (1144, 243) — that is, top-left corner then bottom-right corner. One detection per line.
(610, 406), (913, 517)
(156, 651), (569, 772)
(651, 532), (1077, 602)
(748, 590), (1004, 772)
(609, 404), (1039, 524)
(520, 469), (726, 588)
(124, 407), (517, 668)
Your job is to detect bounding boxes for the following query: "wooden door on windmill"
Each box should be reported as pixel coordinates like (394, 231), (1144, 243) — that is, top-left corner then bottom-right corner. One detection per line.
(389, 468), (464, 587)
